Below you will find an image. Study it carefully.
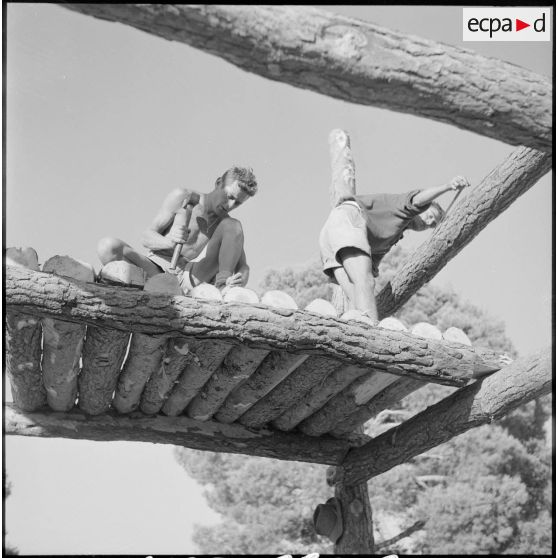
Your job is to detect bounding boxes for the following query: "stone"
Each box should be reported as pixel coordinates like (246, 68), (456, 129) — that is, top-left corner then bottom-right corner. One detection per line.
(261, 290), (298, 309)
(378, 316), (408, 332)
(410, 322), (442, 340)
(144, 273), (183, 295)
(6, 247), (40, 270)
(99, 261), (146, 287)
(305, 298), (338, 316)
(223, 286), (259, 304)
(443, 326), (472, 346)
(190, 283), (223, 301)
(42, 255), (95, 282)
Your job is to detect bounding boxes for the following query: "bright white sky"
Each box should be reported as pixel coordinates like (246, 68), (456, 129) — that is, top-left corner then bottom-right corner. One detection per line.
(4, 4), (553, 555)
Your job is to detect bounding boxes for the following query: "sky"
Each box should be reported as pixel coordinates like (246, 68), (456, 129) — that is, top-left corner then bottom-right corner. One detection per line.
(4, 4), (553, 555)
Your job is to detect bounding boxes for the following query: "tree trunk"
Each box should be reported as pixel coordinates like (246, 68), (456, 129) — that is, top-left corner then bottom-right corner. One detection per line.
(4, 403), (352, 466)
(334, 481), (375, 554)
(377, 146), (551, 319)
(6, 266), (503, 386)
(334, 347), (551, 485)
(59, 4), (552, 152)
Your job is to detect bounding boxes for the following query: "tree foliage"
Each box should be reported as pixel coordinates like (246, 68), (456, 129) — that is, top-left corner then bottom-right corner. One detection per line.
(176, 246), (551, 554)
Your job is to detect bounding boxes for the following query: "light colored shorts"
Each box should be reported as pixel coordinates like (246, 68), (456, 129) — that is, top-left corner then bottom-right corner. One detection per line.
(319, 201), (371, 280)
(147, 252), (198, 293)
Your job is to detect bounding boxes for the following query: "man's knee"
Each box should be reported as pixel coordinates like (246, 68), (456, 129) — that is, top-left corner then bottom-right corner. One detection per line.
(218, 217), (244, 240)
(97, 237), (125, 264)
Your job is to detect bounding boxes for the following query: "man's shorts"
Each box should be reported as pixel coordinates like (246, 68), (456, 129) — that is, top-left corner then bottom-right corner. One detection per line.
(147, 252), (198, 294)
(319, 201), (371, 280)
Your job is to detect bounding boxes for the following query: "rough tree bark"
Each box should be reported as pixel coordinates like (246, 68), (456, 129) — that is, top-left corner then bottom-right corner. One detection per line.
(4, 404), (352, 466)
(60, 4), (552, 152)
(334, 347), (551, 486)
(41, 256), (95, 412)
(5, 248), (46, 411)
(377, 146), (552, 318)
(162, 339), (232, 416)
(238, 356), (343, 429)
(5, 266), (503, 387)
(299, 369), (399, 436)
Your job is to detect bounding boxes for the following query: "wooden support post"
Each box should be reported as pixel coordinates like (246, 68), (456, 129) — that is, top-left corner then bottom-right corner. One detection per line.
(334, 480), (375, 553)
(78, 262), (144, 415)
(41, 256), (95, 411)
(5, 248), (46, 411)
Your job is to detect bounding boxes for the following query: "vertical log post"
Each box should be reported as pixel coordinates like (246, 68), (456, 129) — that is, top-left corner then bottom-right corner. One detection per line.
(329, 129), (356, 314)
(5, 247), (47, 411)
(326, 130), (374, 553)
(41, 256), (95, 411)
(78, 261), (145, 415)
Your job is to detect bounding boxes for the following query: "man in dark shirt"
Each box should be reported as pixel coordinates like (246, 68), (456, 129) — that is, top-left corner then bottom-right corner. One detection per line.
(319, 176), (470, 322)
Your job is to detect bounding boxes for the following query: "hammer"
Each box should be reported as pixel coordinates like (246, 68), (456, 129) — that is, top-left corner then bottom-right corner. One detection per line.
(169, 192), (200, 271)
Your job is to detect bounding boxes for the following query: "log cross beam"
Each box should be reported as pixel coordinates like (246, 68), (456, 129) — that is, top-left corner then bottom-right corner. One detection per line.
(332, 347), (551, 486)
(59, 4), (552, 152)
(5, 265), (503, 387)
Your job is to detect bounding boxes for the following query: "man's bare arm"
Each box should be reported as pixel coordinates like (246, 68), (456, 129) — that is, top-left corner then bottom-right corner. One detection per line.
(412, 176), (470, 207)
(141, 188), (191, 253)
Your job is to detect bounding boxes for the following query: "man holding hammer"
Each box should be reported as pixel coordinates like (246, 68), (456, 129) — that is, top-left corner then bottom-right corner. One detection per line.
(320, 163), (469, 322)
(97, 165), (258, 293)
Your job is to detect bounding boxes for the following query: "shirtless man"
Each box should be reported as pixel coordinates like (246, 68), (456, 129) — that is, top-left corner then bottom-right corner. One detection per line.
(319, 176), (470, 321)
(97, 166), (258, 293)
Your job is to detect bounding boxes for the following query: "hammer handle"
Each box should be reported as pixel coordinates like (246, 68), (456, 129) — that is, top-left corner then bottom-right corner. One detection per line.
(169, 203), (195, 270)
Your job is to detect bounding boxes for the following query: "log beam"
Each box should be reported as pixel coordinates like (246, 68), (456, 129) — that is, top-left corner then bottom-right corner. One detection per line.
(59, 4), (552, 152)
(334, 348), (551, 486)
(6, 266), (503, 387)
(377, 146), (551, 319)
(4, 404), (352, 466)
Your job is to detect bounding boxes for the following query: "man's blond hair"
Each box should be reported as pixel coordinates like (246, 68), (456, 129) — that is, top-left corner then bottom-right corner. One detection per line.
(221, 166), (258, 196)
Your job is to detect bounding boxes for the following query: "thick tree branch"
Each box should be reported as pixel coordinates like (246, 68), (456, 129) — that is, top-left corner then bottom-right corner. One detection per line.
(4, 404), (353, 466)
(377, 146), (551, 319)
(59, 4), (551, 152)
(335, 348), (551, 485)
(6, 266), (502, 387)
